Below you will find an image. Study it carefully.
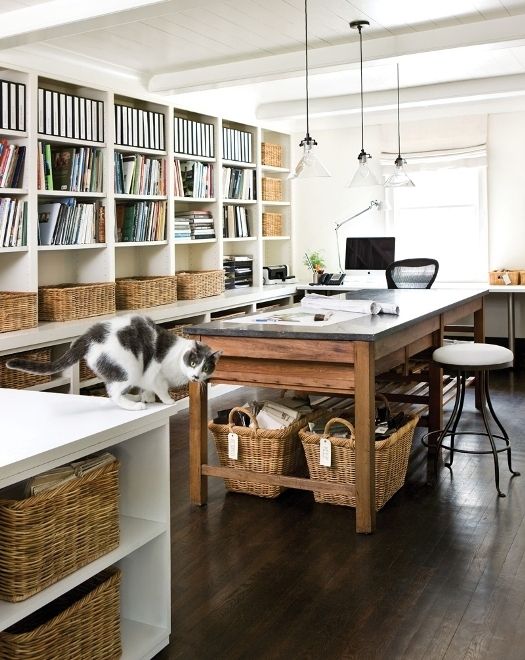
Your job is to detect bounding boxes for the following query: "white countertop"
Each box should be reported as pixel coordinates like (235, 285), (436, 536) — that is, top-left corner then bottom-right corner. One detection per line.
(0, 388), (175, 486)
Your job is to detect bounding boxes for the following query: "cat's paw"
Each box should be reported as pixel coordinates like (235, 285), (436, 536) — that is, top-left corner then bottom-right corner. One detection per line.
(118, 400), (146, 411)
(141, 390), (156, 403)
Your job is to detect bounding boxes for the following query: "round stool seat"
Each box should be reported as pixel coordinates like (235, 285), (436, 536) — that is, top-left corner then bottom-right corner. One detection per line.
(432, 343), (513, 370)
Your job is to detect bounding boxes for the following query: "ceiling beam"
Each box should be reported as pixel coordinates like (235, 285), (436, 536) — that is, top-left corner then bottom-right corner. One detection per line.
(149, 13), (525, 94)
(256, 73), (525, 122)
(0, 0), (214, 50)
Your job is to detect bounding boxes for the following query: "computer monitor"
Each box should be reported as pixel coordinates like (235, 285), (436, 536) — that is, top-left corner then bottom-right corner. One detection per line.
(344, 237), (396, 281)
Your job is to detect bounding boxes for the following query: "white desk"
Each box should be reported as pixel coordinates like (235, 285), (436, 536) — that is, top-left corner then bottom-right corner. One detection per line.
(0, 389), (174, 660)
(297, 281), (525, 356)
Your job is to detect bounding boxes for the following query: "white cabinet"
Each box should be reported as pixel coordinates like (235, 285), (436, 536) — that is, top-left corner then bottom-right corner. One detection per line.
(0, 388), (173, 660)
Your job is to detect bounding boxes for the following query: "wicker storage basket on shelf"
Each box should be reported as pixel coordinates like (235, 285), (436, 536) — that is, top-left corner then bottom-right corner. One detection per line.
(0, 456), (119, 602)
(261, 177), (283, 201)
(261, 142), (283, 167)
(299, 411), (419, 510)
(0, 348), (52, 389)
(209, 406), (319, 498)
(38, 282), (116, 321)
(0, 291), (37, 333)
(176, 270), (225, 300)
(488, 270), (520, 285)
(0, 567), (121, 660)
(115, 275), (177, 310)
(79, 358), (96, 382)
(262, 212), (283, 236)
(165, 321), (193, 400)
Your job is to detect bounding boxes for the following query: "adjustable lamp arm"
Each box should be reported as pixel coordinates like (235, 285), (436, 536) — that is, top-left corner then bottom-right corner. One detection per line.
(334, 200), (382, 272)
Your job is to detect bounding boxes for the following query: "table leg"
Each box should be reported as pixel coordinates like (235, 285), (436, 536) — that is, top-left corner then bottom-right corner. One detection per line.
(189, 380), (208, 505)
(427, 326), (444, 485)
(474, 300), (486, 410)
(354, 341), (376, 534)
(507, 292), (515, 357)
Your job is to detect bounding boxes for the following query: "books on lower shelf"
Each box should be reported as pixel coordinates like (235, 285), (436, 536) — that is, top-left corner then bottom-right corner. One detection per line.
(223, 204), (250, 238)
(38, 142), (103, 192)
(0, 138), (25, 188)
(256, 399), (312, 429)
(222, 167), (255, 200)
(0, 198), (27, 247)
(114, 152), (166, 195)
(174, 160), (214, 198)
(174, 210), (215, 241)
(38, 198), (104, 245)
(115, 200), (167, 242)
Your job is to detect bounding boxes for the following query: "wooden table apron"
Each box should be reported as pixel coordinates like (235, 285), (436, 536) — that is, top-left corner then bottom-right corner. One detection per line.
(188, 293), (485, 534)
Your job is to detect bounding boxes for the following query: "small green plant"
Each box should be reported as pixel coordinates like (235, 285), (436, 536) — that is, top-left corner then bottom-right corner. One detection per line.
(303, 251), (325, 272)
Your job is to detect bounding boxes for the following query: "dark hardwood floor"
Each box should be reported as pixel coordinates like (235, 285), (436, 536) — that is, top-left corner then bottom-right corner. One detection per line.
(154, 371), (525, 660)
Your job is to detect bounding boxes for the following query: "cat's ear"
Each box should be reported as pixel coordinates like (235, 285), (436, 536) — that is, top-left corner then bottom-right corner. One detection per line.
(211, 350), (223, 363)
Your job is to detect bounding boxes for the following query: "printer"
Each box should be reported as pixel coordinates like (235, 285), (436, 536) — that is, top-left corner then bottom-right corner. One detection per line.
(263, 265), (297, 285)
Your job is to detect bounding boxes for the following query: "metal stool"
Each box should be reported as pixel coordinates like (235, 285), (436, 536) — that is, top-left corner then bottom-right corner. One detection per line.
(423, 343), (520, 497)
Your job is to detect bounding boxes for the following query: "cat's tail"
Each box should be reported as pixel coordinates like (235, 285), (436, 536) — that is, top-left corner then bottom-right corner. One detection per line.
(7, 333), (91, 375)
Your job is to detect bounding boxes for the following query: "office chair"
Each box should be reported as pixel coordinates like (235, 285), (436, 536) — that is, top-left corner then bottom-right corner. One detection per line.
(386, 258), (439, 289)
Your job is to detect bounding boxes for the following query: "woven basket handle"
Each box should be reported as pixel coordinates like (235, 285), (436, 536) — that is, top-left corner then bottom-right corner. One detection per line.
(375, 393), (391, 419)
(322, 417), (355, 439)
(228, 406), (258, 430)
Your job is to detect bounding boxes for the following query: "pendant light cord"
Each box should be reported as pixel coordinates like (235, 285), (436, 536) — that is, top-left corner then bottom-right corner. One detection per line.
(396, 63), (401, 158)
(304, 0), (310, 140)
(358, 25), (364, 152)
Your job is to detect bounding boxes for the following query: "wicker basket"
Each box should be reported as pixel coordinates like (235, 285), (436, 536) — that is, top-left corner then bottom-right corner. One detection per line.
(0, 567), (121, 660)
(166, 322), (192, 400)
(79, 358), (96, 382)
(0, 456), (119, 602)
(0, 348), (52, 389)
(116, 275), (177, 310)
(176, 270), (225, 300)
(209, 406), (318, 498)
(300, 413), (419, 510)
(262, 177), (283, 202)
(261, 142), (283, 167)
(0, 291), (37, 333)
(262, 212), (283, 236)
(488, 270), (520, 285)
(38, 282), (116, 321)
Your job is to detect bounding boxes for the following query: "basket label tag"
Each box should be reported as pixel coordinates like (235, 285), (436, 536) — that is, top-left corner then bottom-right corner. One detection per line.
(228, 432), (239, 460)
(502, 272), (511, 285)
(320, 438), (331, 467)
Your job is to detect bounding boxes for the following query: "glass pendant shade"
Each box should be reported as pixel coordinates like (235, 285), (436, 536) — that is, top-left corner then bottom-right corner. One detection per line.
(290, 0), (331, 180)
(384, 156), (414, 187)
(349, 150), (378, 187)
(289, 139), (331, 179)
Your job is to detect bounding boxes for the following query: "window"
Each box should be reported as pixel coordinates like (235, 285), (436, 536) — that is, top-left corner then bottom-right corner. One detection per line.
(386, 167), (487, 282)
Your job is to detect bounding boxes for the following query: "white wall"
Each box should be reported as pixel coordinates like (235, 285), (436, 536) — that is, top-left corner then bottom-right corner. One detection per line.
(292, 111), (525, 339)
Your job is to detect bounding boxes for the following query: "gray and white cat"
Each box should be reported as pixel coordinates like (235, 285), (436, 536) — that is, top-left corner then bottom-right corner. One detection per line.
(7, 315), (221, 411)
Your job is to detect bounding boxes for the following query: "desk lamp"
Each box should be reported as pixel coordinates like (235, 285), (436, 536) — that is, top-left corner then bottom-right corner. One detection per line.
(334, 200), (382, 273)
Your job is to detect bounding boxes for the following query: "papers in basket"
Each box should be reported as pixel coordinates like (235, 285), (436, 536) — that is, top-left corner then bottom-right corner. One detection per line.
(301, 293), (400, 315)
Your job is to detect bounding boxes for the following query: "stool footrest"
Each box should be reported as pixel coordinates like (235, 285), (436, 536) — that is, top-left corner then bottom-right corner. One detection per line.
(421, 430), (510, 455)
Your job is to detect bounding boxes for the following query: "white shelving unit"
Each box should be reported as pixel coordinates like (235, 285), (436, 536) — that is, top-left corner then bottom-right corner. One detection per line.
(0, 388), (172, 659)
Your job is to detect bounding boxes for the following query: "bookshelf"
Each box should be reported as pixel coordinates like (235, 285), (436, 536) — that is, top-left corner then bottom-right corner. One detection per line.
(0, 63), (294, 355)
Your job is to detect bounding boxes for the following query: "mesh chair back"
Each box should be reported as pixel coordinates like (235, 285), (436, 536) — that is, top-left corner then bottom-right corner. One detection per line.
(385, 258), (439, 289)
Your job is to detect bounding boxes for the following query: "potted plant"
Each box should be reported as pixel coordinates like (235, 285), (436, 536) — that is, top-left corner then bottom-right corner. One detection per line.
(303, 251), (326, 282)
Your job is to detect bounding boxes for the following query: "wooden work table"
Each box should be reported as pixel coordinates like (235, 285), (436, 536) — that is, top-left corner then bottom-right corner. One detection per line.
(186, 287), (488, 534)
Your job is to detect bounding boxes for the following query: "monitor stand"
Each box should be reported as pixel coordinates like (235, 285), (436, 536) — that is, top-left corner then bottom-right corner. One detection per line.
(344, 270), (386, 287)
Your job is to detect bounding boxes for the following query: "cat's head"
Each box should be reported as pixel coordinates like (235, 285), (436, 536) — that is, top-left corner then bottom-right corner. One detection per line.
(182, 341), (222, 383)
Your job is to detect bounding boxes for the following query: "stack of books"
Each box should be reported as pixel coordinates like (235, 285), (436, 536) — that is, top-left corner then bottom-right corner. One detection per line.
(174, 210), (215, 241)
(255, 398), (312, 429)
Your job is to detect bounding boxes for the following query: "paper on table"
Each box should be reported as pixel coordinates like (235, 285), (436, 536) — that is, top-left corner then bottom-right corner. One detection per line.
(301, 293), (400, 315)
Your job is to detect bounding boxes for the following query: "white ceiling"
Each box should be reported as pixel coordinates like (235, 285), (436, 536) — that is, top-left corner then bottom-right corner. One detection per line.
(3, 0), (525, 128)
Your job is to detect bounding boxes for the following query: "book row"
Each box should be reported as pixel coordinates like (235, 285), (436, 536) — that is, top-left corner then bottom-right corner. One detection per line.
(38, 142), (103, 193)
(38, 88), (103, 142)
(114, 104), (165, 151)
(223, 204), (250, 238)
(115, 200), (167, 242)
(0, 198), (26, 247)
(174, 117), (214, 158)
(223, 167), (255, 200)
(38, 199), (104, 245)
(174, 211), (215, 241)
(174, 160), (214, 198)
(222, 127), (252, 163)
(0, 139), (25, 189)
(0, 80), (25, 132)
(114, 153), (166, 196)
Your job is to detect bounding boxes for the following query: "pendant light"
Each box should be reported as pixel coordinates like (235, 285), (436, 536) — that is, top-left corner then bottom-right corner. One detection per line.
(384, 63), (414, 187)
(289, 0), (330, 179)
(349, 20), (377, 187)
